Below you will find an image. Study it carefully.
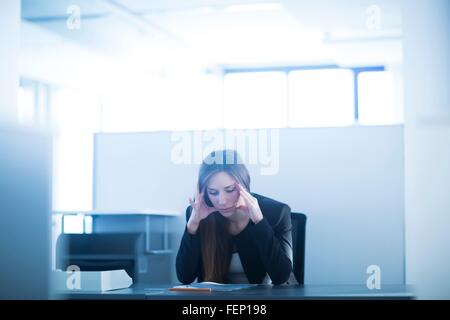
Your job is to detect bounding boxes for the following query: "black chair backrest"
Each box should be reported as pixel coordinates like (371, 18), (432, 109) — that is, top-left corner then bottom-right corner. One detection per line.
(291, 212), (307, 284)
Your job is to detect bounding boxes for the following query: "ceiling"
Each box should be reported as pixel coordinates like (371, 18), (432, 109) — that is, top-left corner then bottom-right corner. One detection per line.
(21, 0), (403, 69)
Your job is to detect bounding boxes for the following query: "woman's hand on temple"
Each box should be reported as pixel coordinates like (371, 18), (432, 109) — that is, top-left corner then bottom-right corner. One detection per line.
(235, 182), (264, 224)
(186, 187), (216, 234)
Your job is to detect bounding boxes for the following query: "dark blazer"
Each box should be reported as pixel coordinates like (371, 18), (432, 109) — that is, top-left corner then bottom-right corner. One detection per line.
(176, 193), (293, 285)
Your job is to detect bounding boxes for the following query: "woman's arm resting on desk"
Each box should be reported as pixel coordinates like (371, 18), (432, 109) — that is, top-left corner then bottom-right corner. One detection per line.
(249, 204), (293, 285)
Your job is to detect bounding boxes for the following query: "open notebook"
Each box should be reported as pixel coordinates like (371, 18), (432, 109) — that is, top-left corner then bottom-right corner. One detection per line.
(169, 282), (257, 292)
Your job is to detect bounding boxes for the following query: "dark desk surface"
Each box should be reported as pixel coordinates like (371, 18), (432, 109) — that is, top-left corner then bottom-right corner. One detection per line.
(56, 284), (415, 300)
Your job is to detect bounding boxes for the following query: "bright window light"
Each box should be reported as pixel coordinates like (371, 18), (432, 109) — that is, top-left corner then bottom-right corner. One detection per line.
(162, 73), (221, 131)
(100, 75), (164, 132)
(52, 88), (100, 211)
(358, 71), (399, 125)
(84, 215), (93, 234)
(63, 214), (85, 234)
(101, 72), (220, 132)
(288, 69), (354, 127)
(224, 71), (287, 129)
(224, 3), (283, 13)
(17, 86), (35, 126)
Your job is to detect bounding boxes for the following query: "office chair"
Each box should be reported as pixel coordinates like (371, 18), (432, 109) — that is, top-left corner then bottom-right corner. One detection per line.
(291, 212), (307, 285)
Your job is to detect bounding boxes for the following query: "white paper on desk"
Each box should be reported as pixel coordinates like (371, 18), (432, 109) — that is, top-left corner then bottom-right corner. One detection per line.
(53, 269), (133, 291)
(171, 282), (256, 292)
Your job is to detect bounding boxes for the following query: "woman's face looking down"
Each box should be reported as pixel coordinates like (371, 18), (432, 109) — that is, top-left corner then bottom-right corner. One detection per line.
(206, 171), (241, 217)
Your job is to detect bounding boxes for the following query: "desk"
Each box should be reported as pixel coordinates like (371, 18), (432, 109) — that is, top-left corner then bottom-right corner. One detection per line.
(56, 284), (415, 300)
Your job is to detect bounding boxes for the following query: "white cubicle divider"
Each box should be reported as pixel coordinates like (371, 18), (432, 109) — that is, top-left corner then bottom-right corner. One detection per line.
(94, 125), (404, 285)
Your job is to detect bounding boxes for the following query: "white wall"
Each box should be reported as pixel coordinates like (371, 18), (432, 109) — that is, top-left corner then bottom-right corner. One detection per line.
(403, 0), (450, 299)
(94, 125), (404, 285)
(0, 0), (20, 124)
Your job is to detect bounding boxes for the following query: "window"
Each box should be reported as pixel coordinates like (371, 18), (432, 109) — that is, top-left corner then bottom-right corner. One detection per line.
(101, 72), (221, 132)
(17, 79), (51, 127)
(62, 214), (93, 234)
(288, 69), (355, 127)
(62, 214), (85, 234)
(99, 65), (400, 132)
(100, 74), (164, 132)
(52, 88), (101, 211)
(17, 86), (35, 125)
(223, 71), (287, 129)
(162, 72), (221, 130)
(357, 70), (400, 125)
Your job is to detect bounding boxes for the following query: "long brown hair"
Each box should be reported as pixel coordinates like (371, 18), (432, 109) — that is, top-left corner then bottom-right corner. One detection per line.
(197, 149), (251, 283)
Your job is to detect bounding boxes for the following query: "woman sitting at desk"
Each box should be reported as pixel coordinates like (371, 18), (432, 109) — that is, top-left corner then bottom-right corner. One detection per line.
(176, 149), (293, 285)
